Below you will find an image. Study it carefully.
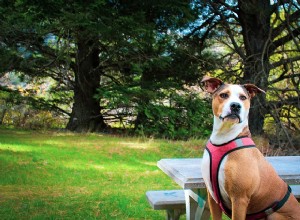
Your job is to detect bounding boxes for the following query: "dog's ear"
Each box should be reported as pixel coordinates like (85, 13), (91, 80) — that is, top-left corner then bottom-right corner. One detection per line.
(201, 76), (223, 94)
(243, 84), (266, 98)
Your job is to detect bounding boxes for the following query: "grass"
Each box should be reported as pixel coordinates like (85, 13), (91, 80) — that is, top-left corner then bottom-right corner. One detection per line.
(0, 127), (209, 220)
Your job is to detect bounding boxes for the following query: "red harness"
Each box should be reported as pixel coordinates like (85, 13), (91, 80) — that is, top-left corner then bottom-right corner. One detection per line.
(206, 137), (291, 220)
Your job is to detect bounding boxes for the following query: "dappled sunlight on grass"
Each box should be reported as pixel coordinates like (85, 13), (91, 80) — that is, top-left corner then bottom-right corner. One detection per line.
(61, 160), (106, 171)
(91, 164), (106, 170)
(120, 141), (152, 149)
(0, 127), (206, 219)
(0, 142), (35, 152)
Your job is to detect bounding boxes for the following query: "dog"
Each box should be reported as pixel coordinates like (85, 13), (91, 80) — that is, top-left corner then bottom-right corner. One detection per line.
(200, 76), (300, 220)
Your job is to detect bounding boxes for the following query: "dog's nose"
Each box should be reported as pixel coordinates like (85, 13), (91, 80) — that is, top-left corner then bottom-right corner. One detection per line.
(230, 102), (241, 113)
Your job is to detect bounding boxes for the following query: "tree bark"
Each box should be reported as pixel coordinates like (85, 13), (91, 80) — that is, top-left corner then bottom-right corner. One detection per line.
(66, 37), (106, 132)
(238, 0), (271, 135)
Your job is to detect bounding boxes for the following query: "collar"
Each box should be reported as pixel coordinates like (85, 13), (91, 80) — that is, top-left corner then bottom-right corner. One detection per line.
(209, 136), (254, 147)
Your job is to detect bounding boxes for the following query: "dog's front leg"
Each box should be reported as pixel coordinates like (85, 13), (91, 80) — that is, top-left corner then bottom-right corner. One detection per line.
(207, 191), (222, 220)
(231, 197), (249, 220)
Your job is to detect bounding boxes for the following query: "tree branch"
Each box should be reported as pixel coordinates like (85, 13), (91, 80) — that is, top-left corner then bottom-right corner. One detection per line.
(267, 96), (300, 110)
(185, 14), (217, 39)
(270, 56), (300, 70)
(218, 0), (238, 12)
(271, 10), (300, 41)
(210, 3), (246, 60)
(269, 26), (300, 53)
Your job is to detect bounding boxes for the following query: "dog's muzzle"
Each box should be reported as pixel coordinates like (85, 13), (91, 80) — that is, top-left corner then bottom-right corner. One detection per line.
(219, 102), (243, 123)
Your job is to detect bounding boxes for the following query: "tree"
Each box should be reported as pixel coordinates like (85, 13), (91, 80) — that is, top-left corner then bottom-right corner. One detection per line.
(0, 0), (205, 134)
(3, 0), (298, 142)
(190, 0), (300, 138)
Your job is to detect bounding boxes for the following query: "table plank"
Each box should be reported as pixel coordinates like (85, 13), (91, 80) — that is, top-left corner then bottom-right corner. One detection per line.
(157, 156), (300, 189)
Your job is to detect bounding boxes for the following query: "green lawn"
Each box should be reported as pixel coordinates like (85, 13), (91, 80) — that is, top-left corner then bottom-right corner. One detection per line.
(0, 127), (208, 219)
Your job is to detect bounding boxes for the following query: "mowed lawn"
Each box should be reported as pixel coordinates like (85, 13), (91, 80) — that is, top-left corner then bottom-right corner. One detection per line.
(0, 127), (206, 220)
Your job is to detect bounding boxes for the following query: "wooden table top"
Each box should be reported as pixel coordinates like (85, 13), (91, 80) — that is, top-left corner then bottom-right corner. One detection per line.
(157, 156), (300, 189)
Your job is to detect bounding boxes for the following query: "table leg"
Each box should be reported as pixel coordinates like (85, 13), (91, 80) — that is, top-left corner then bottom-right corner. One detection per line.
(184, 189), (210, 220)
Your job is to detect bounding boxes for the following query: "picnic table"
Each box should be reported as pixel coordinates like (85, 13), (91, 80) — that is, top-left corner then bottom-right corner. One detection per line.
(157, 156), (300, 220)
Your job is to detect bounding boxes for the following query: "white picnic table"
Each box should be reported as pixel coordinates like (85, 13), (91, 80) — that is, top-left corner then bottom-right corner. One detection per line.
(157, 156), (300, 220)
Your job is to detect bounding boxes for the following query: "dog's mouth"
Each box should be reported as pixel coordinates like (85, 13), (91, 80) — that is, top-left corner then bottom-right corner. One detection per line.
(219, 113), (241, 123)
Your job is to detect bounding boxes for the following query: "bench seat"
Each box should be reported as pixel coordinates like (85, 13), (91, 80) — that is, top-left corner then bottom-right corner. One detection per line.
(146, 190), (185, 220)
(291, 185), (300, 201)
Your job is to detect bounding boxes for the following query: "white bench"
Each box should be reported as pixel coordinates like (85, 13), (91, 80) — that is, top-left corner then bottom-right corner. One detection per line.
(291, 185), (300, 201)
(146, 190), (186, 220)
(146, 186), (300, 220)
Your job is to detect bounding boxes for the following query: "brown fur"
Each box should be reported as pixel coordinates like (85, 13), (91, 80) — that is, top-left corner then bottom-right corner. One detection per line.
(202, 76), (300, 220)
(221, 147), (300, 219)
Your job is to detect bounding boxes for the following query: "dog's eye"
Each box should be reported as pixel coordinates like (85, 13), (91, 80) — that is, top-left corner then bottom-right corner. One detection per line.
(240, 95), (247, 100)
(220, 93), (229, 99)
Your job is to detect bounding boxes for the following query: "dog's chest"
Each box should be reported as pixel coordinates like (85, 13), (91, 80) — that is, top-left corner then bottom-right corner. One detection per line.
(201, 149), (231, 207)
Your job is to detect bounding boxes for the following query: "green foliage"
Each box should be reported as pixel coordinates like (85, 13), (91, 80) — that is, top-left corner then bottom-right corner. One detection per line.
(135, 92), (212, 139)
(24, 110), (66, 129)
(3, 0), (299, 140)
(0, 88), (67, 129)
(1, 0), (205, 134)
(2, 106), (66, 129)
(97, 70), (212, 139)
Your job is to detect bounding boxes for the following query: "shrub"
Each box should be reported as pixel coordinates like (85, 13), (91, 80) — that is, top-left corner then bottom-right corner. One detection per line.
(135, 92), (212, 139)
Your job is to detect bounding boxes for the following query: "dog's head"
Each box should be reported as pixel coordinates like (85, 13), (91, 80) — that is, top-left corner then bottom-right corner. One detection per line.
(201, 76), (265, 125)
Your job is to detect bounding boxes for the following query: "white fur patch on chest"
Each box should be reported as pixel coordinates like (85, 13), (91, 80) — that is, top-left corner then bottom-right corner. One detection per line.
(201, 150), (231, 208)
(201, 150), (216, 201)
(218, 155), (231, 208)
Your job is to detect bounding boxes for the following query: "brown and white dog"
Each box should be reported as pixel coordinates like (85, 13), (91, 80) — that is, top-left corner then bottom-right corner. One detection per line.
(201, 76), (300, 220)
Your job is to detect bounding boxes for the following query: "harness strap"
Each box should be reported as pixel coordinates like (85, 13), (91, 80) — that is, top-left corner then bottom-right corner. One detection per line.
(273, 185), (292, 212)
(206, 137), (255, 216)
(245, 185), (292, 220)
(206, 137), (292, 220)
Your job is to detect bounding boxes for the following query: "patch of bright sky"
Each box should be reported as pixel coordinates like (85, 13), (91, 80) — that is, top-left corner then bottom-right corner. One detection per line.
(43, 33), (57, 46)
(180, 0), (238, 37)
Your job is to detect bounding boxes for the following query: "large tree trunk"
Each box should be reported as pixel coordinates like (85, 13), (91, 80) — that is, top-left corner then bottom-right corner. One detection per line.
(66, 37), (106, 132)
(238, 0), (271, 135)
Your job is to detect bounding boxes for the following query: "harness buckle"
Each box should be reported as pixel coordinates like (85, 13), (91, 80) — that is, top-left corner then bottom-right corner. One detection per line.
(264, 207), (274, 216)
